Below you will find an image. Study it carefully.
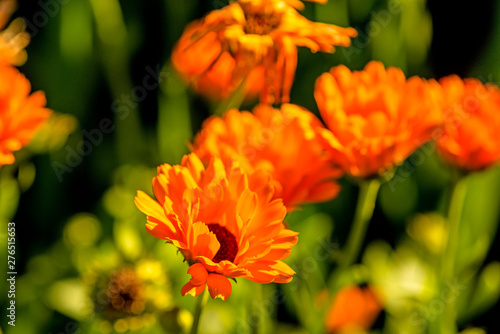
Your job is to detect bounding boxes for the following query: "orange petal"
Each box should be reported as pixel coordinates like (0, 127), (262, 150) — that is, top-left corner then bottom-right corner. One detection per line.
(134, 190), (164, 217)
(145, 216), (177, 241)
(181, 152), (206, 182)
(189, 222), (220, 259)
(207, 274), (232, 300)
(236, 188), (258, 223)
(187, 263), (209, 286)
(181, 281), (206, 297)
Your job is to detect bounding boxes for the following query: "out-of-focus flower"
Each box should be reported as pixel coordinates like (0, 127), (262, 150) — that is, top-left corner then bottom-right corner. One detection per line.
(406, 213), (447, 254)
(191, 104), (341, 210)
(135, 153), (298, 300)
(0, 65), (51, 166)
(88, 258), (176, 333)
(172, 0), (356, 103)
(436, 75), (500, 171)
(0, 0), (30, 66)
(28, 112), (78, 153)
(362, 241), (435, 322)
(103, 266), (147, 318)
(324, 285), (382, 334)
(315, 61), (443, 179)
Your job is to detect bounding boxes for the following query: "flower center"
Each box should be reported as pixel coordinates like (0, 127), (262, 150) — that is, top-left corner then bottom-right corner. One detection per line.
(207, 224), (238, 263)
(244, 13), (282, 35)
(106, 267), (145, 316)
(240, 1), (284, 36)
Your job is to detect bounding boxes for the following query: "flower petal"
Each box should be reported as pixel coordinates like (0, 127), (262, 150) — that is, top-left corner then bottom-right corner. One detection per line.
(187, 263), (209, 286)
(207, 274), (232, 301)
(181, 281), (206, 297)
(189, 222), (220, 259)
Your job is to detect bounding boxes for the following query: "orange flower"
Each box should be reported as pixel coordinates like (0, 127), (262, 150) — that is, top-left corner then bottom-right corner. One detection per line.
(0, 0), (30, 66)
(325, 285), (382, 334)
(191, 104), (341, 210)
(134, 153), (298, 300)
(0, 65), (51, 166)
(172, 0), (356, 103)
(315, 61), (443, 178)
(436, 75), (500, 171)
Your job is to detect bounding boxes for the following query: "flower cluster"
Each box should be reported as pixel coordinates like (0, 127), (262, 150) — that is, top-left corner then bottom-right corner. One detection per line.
(0, 0), (50, 167)
(136, 0), (500, 310)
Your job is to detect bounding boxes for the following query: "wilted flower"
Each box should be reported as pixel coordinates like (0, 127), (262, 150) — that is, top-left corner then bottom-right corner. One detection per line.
(172, 0), (356, 103)
(315, 61), (443, 178)
(135, 153), (298, 300)
(436, 75), (500, 171)
(0, 65), (51, 166)
(191, 104), (341, 210)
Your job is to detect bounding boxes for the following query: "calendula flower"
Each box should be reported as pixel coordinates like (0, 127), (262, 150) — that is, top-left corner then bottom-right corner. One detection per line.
(436, 75), (500, 171)
(135, 153), (298, 300)
(0, 0), (29, 66)
(172, 0), (356, 103)
(0, 65), (51, 166)
(325, 285), (382, 333)
(191, 104), (341, 210)
(315, 61), (443, 178)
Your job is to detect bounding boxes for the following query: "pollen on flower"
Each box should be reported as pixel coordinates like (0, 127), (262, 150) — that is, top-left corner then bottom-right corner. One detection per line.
(207, 224), (238, 263)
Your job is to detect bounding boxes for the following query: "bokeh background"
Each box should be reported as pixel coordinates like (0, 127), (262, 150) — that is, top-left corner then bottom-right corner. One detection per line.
(1, 0), (499, 333)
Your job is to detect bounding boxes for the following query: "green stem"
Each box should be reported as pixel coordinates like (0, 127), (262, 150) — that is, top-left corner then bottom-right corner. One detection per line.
(328, 178), (381, 291)
(438, 174), (468, 334)
(190, 288), (209, 334)
(250, 284), (265, 334)
(342, 179), (381, 268)
(89, 0), (148, 165)
(213, 78), (248, 116)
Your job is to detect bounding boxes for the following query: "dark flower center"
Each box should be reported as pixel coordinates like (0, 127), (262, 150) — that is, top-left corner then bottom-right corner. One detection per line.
(207, 224), (238, 263)
(106, 267), (145, 315)
(244, 13), (282, 35)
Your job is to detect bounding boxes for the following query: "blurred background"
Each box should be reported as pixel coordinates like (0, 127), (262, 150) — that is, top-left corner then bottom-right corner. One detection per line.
(1, 0), (499, 333)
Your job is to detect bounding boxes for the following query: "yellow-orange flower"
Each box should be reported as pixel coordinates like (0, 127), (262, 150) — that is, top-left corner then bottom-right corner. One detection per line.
(135, 153), (298, 300)
(191, 104), (341, 210)
(325, 285), (382, 334)
(436, 75), (500, 171)
(0, 65), (51, 166)
(0, 0), (29, 66)
(315, 61), (443, 178)
(172, 0), (356, 104)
